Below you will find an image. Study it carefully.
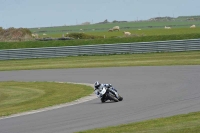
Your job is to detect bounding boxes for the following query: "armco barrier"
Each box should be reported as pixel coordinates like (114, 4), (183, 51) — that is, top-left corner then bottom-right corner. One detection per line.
(0, 38), (200, 60)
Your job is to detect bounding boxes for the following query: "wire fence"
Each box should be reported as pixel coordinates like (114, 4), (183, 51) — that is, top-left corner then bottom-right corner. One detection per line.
(0, 38), (200, 60)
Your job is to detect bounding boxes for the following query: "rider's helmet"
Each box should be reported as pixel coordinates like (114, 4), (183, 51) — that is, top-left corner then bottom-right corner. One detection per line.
(94, 81), (101, 90)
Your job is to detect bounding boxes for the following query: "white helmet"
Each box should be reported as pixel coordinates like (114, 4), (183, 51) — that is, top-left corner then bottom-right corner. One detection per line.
(94, 81), (101, 90)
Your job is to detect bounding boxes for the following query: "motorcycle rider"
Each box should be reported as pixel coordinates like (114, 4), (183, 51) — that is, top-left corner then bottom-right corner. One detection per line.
(94, 81), (119, 103)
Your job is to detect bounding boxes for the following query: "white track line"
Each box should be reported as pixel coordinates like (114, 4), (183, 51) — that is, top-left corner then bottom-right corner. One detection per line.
(0, 82), (97, 120)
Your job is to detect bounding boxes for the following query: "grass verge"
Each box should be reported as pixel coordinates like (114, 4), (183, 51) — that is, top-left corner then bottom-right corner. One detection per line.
(0, 32), (200, 50)
(0, 51), (200, 71)
(0, 81), (93, 117)
(77, 111), (200, 133)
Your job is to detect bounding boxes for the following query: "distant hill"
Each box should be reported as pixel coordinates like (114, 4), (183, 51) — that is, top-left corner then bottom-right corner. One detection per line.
(95, 19), (128, 24)
(149, 15), (200, 21)
(149, 16), (174, 21)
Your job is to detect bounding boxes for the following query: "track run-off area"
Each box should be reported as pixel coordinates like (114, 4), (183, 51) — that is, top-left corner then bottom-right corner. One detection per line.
(0, 66), (200, 133)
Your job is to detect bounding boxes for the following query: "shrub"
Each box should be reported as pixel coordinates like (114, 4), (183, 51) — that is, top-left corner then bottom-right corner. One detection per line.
(66, 33), (103, 39)
(0, 27), (33, 42)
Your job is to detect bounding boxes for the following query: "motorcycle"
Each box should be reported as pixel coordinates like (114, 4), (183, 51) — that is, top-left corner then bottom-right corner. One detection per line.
(99, 86), (123, 103)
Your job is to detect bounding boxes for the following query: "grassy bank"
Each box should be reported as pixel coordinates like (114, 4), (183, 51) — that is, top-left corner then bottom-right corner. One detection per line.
(87, 27), (200, 37)
(0, 33), (200, 50)
(30, 20), (200, 34)
(0, 81), (93, 117)
(0, 51), (200, 71)
(77, 111), (200, 133)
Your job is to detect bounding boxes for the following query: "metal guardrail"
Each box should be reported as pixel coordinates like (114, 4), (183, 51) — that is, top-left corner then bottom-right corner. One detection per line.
(0, 38), (200, 60)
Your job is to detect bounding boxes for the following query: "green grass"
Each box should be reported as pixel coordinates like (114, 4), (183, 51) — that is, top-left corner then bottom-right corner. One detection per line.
(86, 27), (200, 38)
(77, 111), (200, 133)
(30, 20), (200, 34)
(47, 27), (200, 38)
(0, 51), (200, 71)
(1, 32), (200, 49)
(0, 81), (93, 117)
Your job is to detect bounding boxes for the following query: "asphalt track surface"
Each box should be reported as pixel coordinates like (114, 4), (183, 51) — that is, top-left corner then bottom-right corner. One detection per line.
(0, 66), (200, 133)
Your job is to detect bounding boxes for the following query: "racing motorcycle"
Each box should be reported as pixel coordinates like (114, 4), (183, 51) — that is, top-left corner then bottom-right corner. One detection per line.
(99, 86), (123, 103)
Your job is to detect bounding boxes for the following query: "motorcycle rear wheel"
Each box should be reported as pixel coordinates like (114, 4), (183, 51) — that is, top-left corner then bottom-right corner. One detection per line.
(118, 95), (123, 101)
(101, 98), (106, 103)
(108, 93), (119, 102)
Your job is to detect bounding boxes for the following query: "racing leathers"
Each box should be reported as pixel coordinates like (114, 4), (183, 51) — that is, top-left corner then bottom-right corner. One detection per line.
(94, 83), (119, 102)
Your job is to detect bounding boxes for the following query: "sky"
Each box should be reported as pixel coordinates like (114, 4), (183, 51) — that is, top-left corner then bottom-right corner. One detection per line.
(0, 0), (199, 28)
